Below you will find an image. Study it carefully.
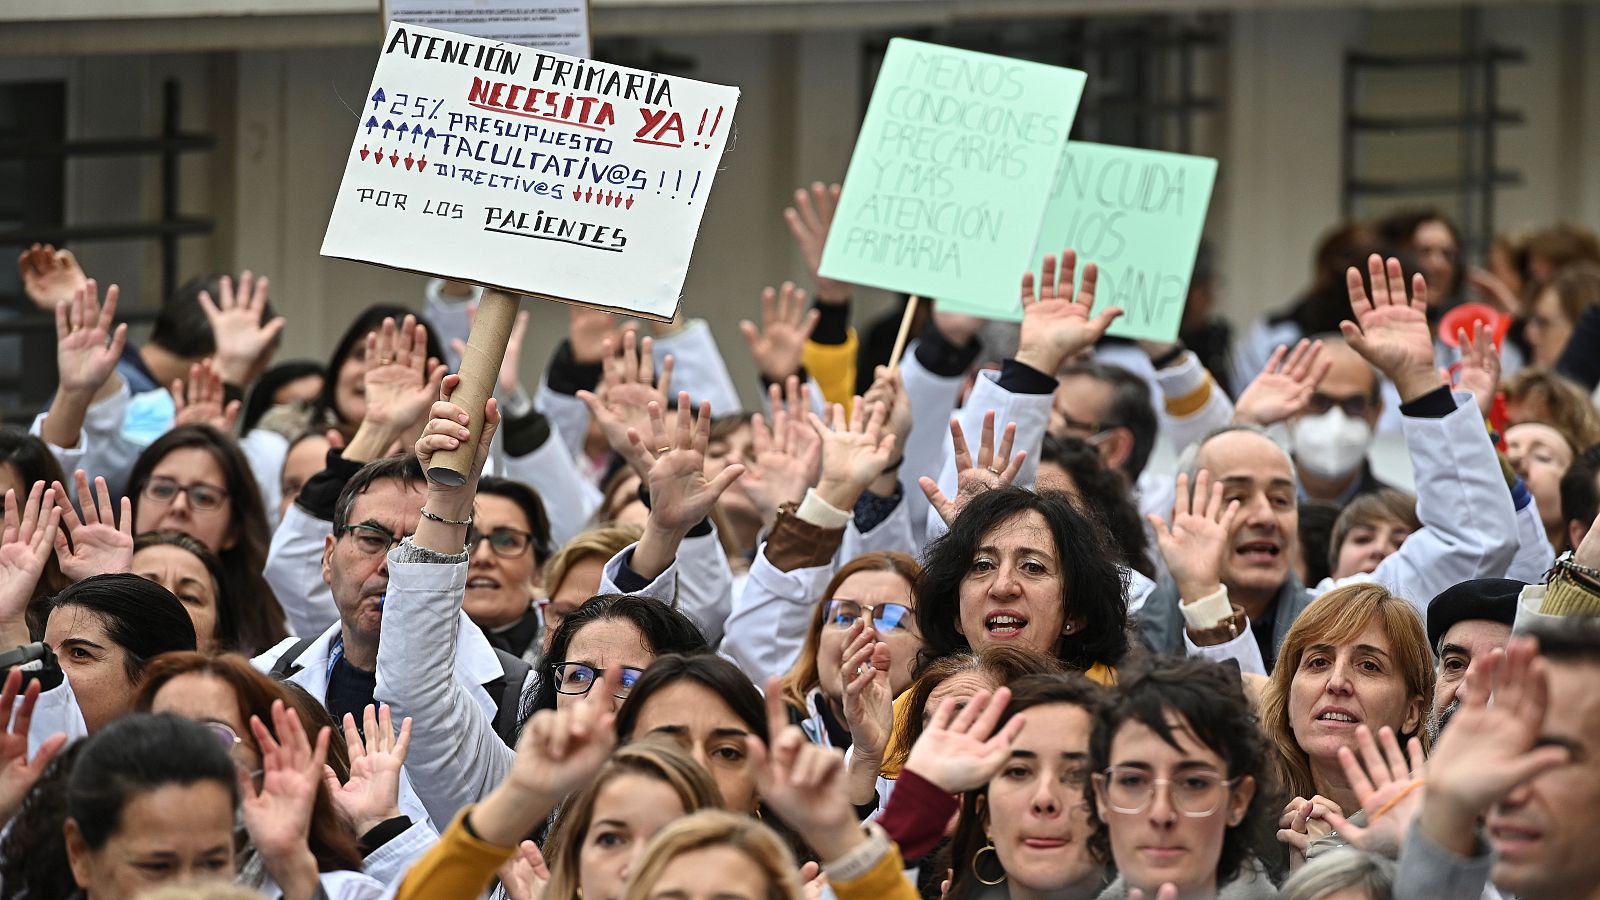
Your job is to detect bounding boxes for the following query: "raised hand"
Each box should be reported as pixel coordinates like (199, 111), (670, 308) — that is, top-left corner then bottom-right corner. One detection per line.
(18, 243), (87, 313)
(568, 306), (617, 364)
(242, 700), (330, 899)
(1445, 321), (1501, 417)
(1319, 725), (1425, 858)
(452, 304), (532, 396)
(1015, 250), (1124, 376)
(783, 181), (851, 304)
(469, 670), (621, 847)
(361, 315), (447, 436)
(52, 471), (132, 582)
(840, 620), (894, 769)
(1232, 339), (1331, 426)
(0, 668), (69, 824)
(415, 375), (503, 492)
(54, 279), (127, 398)
(171, 359), (242, 432)
(1417, 637), (1570, 857)
(323, 704), (413, 835)
(861, 365), (913, 472)
(626, 394), (745, 534)
(497, 841), (550, 900)
(1148, 471), (1239, 605)
(750, 676), (864, 862)
(741, 381), (822, 525)
(740, 282), (820, 382)
(578, 330), (673, 476)
(918, 412), (1025, 527)
(198, 271), (286, 386)
(904, 687), (1025, 795)
(1341, 254), (1441, 402)
(0, 483), (60, 636)
(809, 400), (897, 511)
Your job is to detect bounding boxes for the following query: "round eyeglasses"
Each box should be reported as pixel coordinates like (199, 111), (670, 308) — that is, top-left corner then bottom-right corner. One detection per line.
(1095, 766), (1244, 817)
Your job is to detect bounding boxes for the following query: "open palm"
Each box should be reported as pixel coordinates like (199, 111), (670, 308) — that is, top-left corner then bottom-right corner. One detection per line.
(1341, 254), (1438, 398)
(55, 279), (127, 396)
(52, 472), (132, 582)
(904, 688), (1025, 794)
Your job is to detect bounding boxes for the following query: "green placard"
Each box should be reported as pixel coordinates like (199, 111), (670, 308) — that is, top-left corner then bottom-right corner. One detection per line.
(818, 38), (1085, 315)
(1029, 141), (1218, 342)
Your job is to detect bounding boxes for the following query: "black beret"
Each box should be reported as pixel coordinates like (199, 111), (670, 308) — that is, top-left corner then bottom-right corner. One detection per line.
(1428, 578), (1523, 651)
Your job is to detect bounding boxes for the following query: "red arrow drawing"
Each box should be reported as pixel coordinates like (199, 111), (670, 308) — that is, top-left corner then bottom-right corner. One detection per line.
(388, 151), (399, 167)
(404, 153), (415, 171)
(359, 144), (370, 161)
(625, 194), (634, 209)
(372, 147), (384, 166)
(585, 188), (594, 202)
(416, 156), (426, 171)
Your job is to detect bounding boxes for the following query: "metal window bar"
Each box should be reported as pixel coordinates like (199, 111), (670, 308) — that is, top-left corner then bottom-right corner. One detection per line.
(1340, 7), (1524, 260)
(0, 78), (213, 420)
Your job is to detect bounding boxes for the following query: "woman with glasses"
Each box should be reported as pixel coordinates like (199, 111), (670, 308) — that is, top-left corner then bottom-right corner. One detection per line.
(127, 424), (286, 653)
(135, 651), (434, 889)
(1261, 585), (1432, 872)
(461, 475), (554, 665)
(1087, 657), (1276, 899)
(776, 552), (921, 752)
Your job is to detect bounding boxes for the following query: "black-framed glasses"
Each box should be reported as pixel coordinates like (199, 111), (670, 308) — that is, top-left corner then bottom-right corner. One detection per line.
(340, 522), (405, 556)
(1306, 392), (1374, 419)
(551, 663), (645, 699)
(824, 599), (915, 632)
(1095, 766), (1243, 817)
(468, 527), (534, 559)
(143, 477), (228, 511)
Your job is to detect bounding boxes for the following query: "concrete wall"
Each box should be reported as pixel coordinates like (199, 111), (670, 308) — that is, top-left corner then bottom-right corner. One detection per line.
(5, 1), (1599, 409)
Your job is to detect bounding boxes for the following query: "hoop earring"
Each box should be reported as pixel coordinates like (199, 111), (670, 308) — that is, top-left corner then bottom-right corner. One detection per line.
(972, 843), (1007, 886)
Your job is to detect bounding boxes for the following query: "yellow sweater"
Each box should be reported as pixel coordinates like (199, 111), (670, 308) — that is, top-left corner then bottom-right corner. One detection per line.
(804, 330), (859, 411)
(395, 808), (516, 900)
(830, 842), (919, 900)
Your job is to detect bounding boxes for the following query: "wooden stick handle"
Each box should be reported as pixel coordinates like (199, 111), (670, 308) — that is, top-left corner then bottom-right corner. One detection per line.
(427, 290), (519, 486)
(887, 294), (920, 373)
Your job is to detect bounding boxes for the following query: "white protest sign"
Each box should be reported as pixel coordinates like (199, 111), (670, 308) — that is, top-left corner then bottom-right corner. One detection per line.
(384, 0), (590, 58)
(321, 22), (738, 321)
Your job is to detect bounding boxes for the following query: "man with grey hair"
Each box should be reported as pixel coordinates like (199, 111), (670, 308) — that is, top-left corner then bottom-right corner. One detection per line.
(1140, 254), (1521, 672)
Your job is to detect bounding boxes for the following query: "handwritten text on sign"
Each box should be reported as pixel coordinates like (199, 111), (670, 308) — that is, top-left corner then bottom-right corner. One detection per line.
(1031, 142), (1217, 342)
(818, 39), (1084, 314)
(321, 23), (738, 320)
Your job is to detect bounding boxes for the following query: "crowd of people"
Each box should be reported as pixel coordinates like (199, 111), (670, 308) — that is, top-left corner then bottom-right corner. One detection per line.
(1, 181), (1599, 900)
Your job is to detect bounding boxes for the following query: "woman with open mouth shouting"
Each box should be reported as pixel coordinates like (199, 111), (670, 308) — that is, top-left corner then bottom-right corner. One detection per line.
(915, 486), (1131, 685)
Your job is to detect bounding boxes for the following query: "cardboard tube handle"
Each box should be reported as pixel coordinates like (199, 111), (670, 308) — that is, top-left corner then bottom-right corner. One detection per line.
(428, 290), (519, 486)
(887, 295), (920, 372)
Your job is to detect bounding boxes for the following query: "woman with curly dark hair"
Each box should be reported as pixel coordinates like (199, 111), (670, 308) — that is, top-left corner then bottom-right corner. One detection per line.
(915, 486), (1130, 681)
(1087, 656), (1278, 899)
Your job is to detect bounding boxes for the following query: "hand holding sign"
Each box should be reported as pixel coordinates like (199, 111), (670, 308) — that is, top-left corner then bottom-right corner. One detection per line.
(1015, 250), (1123, 377)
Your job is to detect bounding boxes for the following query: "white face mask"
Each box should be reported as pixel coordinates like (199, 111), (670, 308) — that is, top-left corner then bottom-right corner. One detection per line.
(1291, 407), (1374, 479)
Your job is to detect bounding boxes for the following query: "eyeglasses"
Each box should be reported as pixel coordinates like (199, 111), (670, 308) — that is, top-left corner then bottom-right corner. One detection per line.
(1055, 411), (1113, 439)
(468, 527), (534, 559)
(1095, 766), (1243, 817)
(1306, 393), (1374, 419)
(551, 663), (645, 699)
(340, 522), (406, 556)
(203, 720), (243, 751)
(824, 599), (915, 632)
(143, 477), (228, 511)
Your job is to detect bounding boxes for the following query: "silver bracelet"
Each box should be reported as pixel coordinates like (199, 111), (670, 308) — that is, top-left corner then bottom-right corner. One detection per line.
(419, 507), (472, 527)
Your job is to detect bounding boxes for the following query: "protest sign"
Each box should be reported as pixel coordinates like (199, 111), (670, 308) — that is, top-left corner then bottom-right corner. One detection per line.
(321, 21), (738, 321)
(1030, 141), (1217, 342)
(385, 0), (590, 58)
(817, 39), (1084, 316)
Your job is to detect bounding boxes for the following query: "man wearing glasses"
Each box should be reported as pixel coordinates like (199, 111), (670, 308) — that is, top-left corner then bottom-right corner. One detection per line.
(1284, 339), (1394, 505)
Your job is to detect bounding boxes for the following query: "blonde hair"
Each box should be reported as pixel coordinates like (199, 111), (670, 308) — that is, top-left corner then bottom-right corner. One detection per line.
(137, 883), (263, 900)
(1503, 368), (1600, 451)
(1260, 583), (1435, 801)
(778, 551), (921, 712)
(542, 524), (643, 600)
(543, 738), (722, 900)
(620, 810), (803, 900)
